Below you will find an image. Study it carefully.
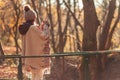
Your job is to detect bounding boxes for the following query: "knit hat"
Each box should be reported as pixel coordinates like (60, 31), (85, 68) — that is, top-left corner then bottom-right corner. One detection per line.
(24, 4), (37, 21)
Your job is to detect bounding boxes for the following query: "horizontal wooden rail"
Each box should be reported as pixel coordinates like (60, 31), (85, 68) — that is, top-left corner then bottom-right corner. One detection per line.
(1, 50), (120, 58)
(0, 50), (120, 80)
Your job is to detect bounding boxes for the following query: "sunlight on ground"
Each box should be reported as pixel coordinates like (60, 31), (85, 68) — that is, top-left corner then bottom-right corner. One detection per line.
(3, 46), (16, 54)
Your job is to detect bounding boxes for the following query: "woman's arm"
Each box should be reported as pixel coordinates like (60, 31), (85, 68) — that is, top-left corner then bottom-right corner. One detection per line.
(30, 25), (49, 40)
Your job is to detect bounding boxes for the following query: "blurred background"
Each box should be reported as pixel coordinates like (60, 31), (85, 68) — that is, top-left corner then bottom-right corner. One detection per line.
(0, 0), (120, 79)
(0, 0), (119, 54)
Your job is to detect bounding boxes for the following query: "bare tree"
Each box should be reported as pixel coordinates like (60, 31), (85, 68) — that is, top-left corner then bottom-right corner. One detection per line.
(0, 42), (4, 64)
(10, 0), (21, 54)
(82, 0), (100, 80)
(81, 0), (119, 80)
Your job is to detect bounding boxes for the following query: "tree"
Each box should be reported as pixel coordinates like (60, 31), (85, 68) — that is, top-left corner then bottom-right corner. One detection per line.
(10, 0), (21, 54)
(0, 0), (22, 54)
(0, 0), (119, 79)
(82, 0), (100, 80)
(0, 42), (4, 64)
(0, 0), (6, 64)
(81, 0), (119, 80)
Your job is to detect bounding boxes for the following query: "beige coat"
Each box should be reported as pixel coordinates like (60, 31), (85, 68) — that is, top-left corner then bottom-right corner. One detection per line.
(22, 24), (50, 69)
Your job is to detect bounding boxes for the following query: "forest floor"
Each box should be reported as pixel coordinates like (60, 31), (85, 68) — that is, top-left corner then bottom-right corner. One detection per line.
(100, 54), (120, 80)
(0, 46), (17, 79)
(0, 46), (120, 80)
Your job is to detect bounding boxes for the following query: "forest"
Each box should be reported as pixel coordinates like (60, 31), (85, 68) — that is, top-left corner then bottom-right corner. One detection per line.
(0, 0), (120, 80)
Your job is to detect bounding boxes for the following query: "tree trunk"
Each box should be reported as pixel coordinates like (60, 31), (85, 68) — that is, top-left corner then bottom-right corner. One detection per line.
(11, 0), (21, 54)
(99, 0), (116, 71)
(0, 42), (4, 64)
(82, 0), (100, 80)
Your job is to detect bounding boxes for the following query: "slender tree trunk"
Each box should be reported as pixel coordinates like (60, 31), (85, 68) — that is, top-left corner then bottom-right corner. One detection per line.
(11, 0), (21, 54)
(74, 0), (82, 51)
(31, 0), (41, 25)
(99, 0), (116, 71)
(0, 42), (4, 64)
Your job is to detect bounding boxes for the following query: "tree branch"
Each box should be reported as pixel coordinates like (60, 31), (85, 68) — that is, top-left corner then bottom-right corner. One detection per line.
(63, 0), (84, 31)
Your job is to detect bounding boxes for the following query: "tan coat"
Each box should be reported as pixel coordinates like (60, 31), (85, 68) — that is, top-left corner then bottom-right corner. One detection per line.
(22, 24), (50, 69)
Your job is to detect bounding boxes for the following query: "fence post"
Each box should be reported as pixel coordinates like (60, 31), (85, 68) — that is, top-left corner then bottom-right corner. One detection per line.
(84, 55), (90, 80)
(18, 57), (23, 80)
(62, 56), (65, 80)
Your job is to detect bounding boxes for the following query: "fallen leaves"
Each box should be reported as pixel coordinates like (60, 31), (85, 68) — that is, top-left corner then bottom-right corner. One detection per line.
(0, 65), (17, 79)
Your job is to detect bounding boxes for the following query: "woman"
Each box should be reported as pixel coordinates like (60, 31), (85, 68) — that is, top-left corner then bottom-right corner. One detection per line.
(19, 4), (50, 80)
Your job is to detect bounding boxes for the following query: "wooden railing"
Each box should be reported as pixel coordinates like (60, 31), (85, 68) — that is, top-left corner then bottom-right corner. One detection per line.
(0, 50), (120, 80)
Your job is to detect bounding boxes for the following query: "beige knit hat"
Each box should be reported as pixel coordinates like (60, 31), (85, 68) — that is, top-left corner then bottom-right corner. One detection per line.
(24, 4), (37, 21)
